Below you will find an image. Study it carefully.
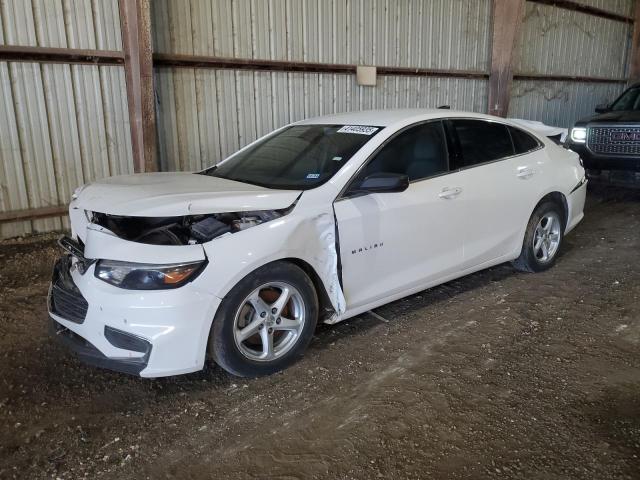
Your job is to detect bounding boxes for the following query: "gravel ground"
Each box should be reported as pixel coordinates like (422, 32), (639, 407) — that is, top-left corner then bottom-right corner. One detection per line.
(0, 186), (639, 480)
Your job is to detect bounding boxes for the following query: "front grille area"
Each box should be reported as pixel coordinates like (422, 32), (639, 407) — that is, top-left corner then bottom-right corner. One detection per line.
(588, 126), (640, 155)
(49, 256), (88, 324)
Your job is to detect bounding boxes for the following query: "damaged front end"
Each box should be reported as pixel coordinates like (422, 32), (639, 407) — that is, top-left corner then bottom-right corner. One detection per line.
(89, 206), (294, 246)
(48, 171), (351, 378)
(62, 205), (295, 293)
(64, 172), (347, 323)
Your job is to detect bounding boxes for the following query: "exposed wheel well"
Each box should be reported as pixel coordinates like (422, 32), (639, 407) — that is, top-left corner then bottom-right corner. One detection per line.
(536, 192), (568, 229)
(281, 258), (335, 321)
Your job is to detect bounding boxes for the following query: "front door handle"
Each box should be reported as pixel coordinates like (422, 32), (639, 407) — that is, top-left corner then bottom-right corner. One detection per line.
(517, 167), (535, 179)
(438, 187), (463, 199)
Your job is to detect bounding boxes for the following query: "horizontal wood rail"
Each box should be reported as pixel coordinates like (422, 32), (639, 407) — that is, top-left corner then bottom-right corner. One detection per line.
(0, 48), (628, 86)
(0, 45), (124, 65)
(0, 205), (69, 224)
(153, 53), (490, 79)
(513, 73), (629, 84)
(527, 0), (634, 24)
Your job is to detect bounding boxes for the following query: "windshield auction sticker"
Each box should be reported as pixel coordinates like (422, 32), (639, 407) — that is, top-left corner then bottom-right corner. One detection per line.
(337, 125), (379, 135)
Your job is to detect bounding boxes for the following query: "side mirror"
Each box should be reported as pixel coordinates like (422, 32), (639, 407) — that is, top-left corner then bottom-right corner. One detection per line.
(354, 172), (409, 194)
(595, 103), (611, 114)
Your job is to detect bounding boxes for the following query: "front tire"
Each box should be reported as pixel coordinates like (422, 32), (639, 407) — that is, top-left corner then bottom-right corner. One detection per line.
(210, 262), (318, 377)
(512, 201), (564, 273)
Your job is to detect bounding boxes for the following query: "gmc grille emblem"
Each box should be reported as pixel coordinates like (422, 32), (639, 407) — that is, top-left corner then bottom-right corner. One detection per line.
(610, 132), (640, 141)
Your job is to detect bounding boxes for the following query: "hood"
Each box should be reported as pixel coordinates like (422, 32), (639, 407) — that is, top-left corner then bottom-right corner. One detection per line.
(73, 172), (302, 216)
(576, 110), (640, 126)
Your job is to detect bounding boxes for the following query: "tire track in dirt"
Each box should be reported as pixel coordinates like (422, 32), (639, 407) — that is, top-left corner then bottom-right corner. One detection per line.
(2, 190), (639, 480)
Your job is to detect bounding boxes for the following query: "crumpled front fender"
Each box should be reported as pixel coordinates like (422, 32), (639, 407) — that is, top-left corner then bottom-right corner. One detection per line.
(197, 207), (346, 318)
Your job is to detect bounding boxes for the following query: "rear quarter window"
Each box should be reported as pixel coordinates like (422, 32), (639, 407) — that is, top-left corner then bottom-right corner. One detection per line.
(509, 126), (541, 154)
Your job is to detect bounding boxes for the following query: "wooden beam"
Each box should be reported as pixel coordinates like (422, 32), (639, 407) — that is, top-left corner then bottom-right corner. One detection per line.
(0, 45), (124, 65)
(154, 53), (356, 74)
(153, 53), (489, 79)
(119, 0), (157, 173)
(154, 53), (631, 84)
(527, 0), (634, 24)
(630, 0), (640, 84)
(488, 0), (526, 117)
(513, 73), (628, 84)
(0, 205), (68, 224)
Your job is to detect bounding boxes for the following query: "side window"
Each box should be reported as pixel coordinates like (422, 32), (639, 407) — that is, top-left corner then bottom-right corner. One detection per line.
(357, 122), (449, 182)
(450, 120), (514, 169)
(508, 126), (541, 154)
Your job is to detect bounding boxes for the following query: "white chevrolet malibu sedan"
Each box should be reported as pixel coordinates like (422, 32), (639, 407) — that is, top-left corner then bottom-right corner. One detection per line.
(49, 109), (587, 377)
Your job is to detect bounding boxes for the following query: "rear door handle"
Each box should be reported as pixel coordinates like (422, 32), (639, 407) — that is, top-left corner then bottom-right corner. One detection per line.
(517, 167), (535, 179)
(438, 187), (462, 199)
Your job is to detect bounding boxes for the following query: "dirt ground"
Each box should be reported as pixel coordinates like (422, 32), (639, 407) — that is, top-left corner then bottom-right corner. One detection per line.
(1, 186), (639, 480)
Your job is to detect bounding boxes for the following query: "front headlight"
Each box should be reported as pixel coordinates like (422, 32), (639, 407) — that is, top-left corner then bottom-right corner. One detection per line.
(570, 127), (587, 143)
(94, 260), (205, 290)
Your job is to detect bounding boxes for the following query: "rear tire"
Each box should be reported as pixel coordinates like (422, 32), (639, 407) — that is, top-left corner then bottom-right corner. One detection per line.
(210, 261), (318, 377)
(512, 201), (564, 273)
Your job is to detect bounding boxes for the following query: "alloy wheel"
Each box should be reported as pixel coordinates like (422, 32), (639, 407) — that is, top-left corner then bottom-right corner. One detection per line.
(532, 212), (561, 263)
(232, 282), (306, 362)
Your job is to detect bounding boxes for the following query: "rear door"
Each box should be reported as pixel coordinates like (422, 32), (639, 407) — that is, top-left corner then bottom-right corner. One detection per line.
(446, 120), (545, 268)
(334, 121), (466, 310)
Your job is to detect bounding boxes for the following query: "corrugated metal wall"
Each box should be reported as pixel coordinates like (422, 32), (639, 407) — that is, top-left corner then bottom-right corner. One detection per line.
(0, 0), (132, 238)
(509, 1), (633, 126)
(509, 80), (626, 127)
(155, 70), (488, 171)
(152, 0), (493, 171)
(152, 0), (491, 69)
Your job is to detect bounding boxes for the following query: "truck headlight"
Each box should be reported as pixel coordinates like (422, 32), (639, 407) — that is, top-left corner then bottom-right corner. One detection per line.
(570, 127), (587, 143)
(95, 260), (205, 290)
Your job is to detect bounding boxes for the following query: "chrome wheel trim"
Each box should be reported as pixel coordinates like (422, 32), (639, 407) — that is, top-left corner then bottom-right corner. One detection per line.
(532, 212), (561, 263)
(232, 282), (306, 362)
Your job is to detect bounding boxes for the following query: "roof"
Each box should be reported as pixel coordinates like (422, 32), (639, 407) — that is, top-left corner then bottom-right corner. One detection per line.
(296, 108), (497, 127)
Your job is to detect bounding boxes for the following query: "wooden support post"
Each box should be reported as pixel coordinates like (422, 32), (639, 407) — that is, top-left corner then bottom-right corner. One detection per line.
(488, 0), (526, 117)
(119, 0), (156, 173)
(630, 0), (640, 84)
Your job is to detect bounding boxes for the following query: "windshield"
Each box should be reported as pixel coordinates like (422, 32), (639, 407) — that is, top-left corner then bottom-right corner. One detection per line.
(205, 124), (381, 189)
(611, 87), (640, 111)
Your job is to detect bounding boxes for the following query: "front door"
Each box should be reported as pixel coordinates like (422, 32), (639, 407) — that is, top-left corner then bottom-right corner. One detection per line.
(334, 121), (465, 310)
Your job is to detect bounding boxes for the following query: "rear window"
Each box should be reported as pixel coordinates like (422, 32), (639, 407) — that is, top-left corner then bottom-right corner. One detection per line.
(509, 126), (540, 154)
(450, 119), (514, 169)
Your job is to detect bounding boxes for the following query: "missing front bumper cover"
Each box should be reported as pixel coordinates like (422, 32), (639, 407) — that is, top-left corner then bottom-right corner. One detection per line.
(50, 319), (151, 376)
